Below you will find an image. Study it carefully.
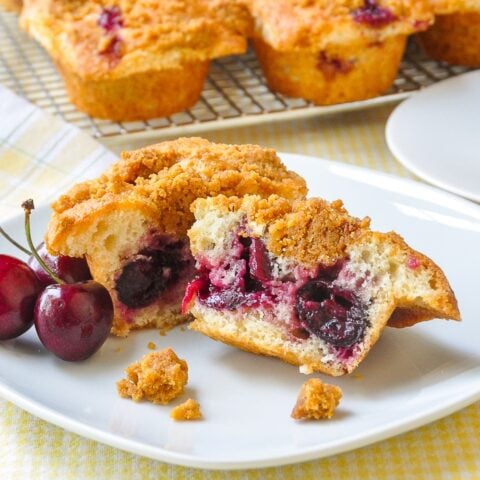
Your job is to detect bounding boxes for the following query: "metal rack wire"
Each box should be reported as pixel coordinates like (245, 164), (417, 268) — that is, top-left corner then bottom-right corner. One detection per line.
(0, 8), (471, 145)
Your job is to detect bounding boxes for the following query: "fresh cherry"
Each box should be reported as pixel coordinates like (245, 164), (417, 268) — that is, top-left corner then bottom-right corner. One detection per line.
(28, 242), (91, 287)
(18, 199), (114, 361)
(0, 255), (42, 340)
(34, 281), (113, 361)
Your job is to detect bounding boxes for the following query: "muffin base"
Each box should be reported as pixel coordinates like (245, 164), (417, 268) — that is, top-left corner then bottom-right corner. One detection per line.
(417, 12), (480, 67)
(252, 36), (407, 105)
(55, 60), (210, 121)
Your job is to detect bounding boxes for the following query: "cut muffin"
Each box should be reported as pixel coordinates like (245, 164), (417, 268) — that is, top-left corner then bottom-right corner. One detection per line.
(20, 0), (252, 120)
(247, 0), (434, 105)
(46, 138), (307, 336)
(417, 1), (480, 67)
(184, 195), (460, 376)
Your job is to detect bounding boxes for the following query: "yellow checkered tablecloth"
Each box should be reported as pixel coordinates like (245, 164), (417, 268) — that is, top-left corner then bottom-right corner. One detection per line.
(0, 86), (479, 479)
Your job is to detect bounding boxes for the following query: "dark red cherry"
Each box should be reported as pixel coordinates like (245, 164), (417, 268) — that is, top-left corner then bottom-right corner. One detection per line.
(181, 276), (208, 314)
(352, 0), (397, 27)
(28, 243), (91, 287)
(295, 279), (368, 348)
(248, 238), (272, 282)
(0, 254), (42, 340)
(98, 6), (124, 32)
(115, 240), (191, 309)
(34, 281), (113, 361)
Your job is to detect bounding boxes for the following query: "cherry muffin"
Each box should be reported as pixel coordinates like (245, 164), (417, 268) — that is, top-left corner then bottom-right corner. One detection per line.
(247, 0), (434, 105)
(20, 0), (252, 120)
(417, 1), (480, 67)
(183, 195), (459, 376)
(45, 138), (307, 336)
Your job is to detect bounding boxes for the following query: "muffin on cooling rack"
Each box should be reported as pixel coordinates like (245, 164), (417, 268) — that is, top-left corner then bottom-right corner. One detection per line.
(417, 1), (480, 67)
(183, 194), (459, 376)
(247, 0), (434, 105)
(20, 0), (251, 120)
(46, 138), (306, 336)
(0, 0), (22, 12)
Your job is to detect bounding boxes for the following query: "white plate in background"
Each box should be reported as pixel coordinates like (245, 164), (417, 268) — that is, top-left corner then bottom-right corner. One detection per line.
(0, 154), (479, 469)
(386, 70), (480, 203)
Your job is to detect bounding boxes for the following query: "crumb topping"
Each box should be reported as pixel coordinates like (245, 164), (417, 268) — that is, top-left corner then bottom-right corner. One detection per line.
(427, 0), (479, 15)
(20, 0), (252, 77)
(247, 0), (433, 50)
(170, 398), (203, 421)
(46, 138), (306, 257)
(191, 195), (370, 268)
(291, 378), (342, 420)
(116, 348), (188, 404)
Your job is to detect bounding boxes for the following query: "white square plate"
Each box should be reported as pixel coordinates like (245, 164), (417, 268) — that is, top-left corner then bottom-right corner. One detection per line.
(0, 154), (479, 469)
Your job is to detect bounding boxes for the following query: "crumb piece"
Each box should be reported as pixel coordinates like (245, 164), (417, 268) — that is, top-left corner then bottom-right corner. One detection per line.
(114, 347), (123, 353)
(117, 348), (188, 404)
(147, 342), (157, 350)
(179, 326), (186, 332)
(299, 364), (314, 375)
(353, 373), (364, 381)
(170, 399), (202, 421)
(291, 379), (342, 420)
(159, 329), (167, 337)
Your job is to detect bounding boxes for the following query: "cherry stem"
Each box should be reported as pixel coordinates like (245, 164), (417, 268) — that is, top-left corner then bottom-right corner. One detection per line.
(0, 226), (31, 255)
(22, 199), (64, 285)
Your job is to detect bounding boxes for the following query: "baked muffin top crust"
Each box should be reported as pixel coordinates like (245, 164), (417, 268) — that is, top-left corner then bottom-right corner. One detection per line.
(20, 0), (252, 78)
(247, 0), (434, 50)
(46, 137), (307, 257)
(426, 0), (480, 14)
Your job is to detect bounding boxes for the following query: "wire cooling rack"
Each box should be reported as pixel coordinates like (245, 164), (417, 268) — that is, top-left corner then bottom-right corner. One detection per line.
(0, 8), (471, 147)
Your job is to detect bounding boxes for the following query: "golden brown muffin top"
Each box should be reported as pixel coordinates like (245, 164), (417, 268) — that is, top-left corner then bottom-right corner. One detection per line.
(20, 0), (251, 78)
(247, 0), (434, 50)
(190, 194), (371, 267)
(46, 137), (307, 255)
(426, 0), (479, 14)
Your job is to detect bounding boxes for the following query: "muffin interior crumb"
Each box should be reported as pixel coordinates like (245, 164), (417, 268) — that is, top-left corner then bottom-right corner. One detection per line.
(291, 378), (342, 420)
(117, 348), (188, 404)
(170, 398), (203, 421)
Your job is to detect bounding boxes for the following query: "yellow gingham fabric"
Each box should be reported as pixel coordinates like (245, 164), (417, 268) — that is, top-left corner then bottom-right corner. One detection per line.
(0, 87), (479, 479)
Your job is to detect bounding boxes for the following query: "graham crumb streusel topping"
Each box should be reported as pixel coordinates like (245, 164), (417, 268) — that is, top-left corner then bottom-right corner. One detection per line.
(291, 378), (342, 420)
(116, 348), (188, 404)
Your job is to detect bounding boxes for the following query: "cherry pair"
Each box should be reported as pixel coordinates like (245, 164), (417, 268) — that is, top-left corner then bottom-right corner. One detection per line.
(0, 200), (113, 361)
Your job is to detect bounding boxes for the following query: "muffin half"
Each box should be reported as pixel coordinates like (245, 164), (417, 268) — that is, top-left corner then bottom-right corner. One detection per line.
(184, 195), (459, 376)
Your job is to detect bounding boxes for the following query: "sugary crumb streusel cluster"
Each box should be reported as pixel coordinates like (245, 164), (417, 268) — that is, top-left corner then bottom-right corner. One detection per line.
(116, 348), (188, 405)
(291, 379), (343, 420)
(170, 398), (203, 421)
(117, 347), (339, 421)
